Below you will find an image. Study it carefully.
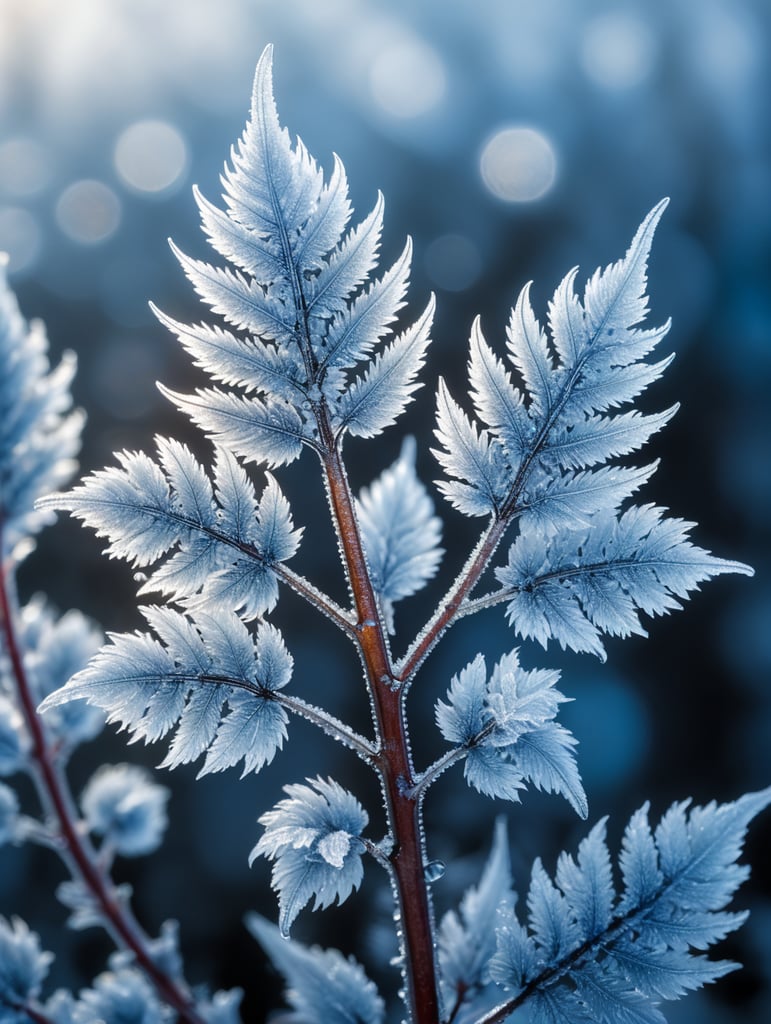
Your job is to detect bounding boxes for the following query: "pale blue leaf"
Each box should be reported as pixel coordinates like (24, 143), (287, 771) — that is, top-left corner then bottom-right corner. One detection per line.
(435, 653), (489, 746)
(199, 689), (287, 777)
(464, 746), (525, 802)
(38, 611), (293, 778)
(513, 724), (587, 819)
(307, 195), (383, 318)
(151, 305), (304, 402)
(159, 385), (307, 467)
(527, 858), (580, 961)
(80, 764), (169, 857)
(251, 778), (368, 934)
(488, 789), (771, 1020)
(438, 820), (515, 1000)
(321, 239), (411, 372)
(247, 915), (384, 1024)
(0, 917), (53, 1010)
(506, 280), (554, 417)
(496, 505), (752, 659)
(555, 819), (614, 939)
(468, 317), (531, 464)
(71, 969), (164, 1024)
(0, 264), (83, 558)
(433, 378), (509, 517)
(335, 297), (434, 438)
(357, 436), (442, 610)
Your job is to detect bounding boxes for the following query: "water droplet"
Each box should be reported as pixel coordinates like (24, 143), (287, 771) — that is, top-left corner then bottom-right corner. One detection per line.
(424, 859), (446, 883)
(133, 572), (148, 583)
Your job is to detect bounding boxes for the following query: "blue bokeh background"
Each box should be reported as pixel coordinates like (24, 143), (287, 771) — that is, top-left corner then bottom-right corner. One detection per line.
(1, 1), (769, 1021)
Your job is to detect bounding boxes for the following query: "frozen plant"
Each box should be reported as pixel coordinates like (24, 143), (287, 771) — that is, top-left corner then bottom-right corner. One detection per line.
(1, 44), (768, 1024)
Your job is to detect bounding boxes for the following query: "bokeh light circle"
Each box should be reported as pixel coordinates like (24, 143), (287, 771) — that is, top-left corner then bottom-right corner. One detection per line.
(581, 13), (657, 91)
(114, 120), (188, 194)
(56, 180), (121, 245)
(369, 39), (446, 119)
(480, 126), (557, 203)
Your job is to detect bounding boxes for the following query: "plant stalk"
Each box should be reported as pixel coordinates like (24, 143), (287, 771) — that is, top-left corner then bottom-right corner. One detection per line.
(316, 412), (441, 1024)
(0, 543), (205, 1024)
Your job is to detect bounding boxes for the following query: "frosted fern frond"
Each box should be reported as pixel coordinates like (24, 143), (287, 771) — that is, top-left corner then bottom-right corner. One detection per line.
(159, 45), (431, 461)
(488, 788), (771, 1023)
(494, 506), (753, 659)
(251, 777), (369, 935)
(0, 260), (83, 560)
(247, 915), (385, 1024)
(39, 438), (302, 620)
(435, 650), (586, 815)
(39, 609), (293, 778)
(434, 202), (675, 521)
(438, 819), (515, 1015)
(357, 436), (443, 628)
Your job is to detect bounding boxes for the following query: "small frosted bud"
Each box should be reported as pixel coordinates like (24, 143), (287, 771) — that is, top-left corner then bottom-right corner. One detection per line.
(80, 764), (169, 857)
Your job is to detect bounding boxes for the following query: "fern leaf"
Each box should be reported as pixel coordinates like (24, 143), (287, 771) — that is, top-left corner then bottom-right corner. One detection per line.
(514, 725), (588, 819)
(306, 194), (383, 318)
(433, 203), (676, 530)
(489, 788), (771, 1022)
(247, 915), (385, 1024)
(158, 385), (308, 467)
(468, 317), (531, 464)
(320, 239), (411, 372)
(433, 378), (509, 517)
(435, 650), (584, 812)
(251, 778), (369, 935)
(335, 296), (434, 438)
(38, 611), (293, 778)
(357, 437), (443, 616)
(495, 505), (753, 659)
(40, 438), (301, 617)
(158, 45), (425, 459)
(506, 281), (555, 417)
(438, 820), (515, 1004)
(151, 306), (303, 402)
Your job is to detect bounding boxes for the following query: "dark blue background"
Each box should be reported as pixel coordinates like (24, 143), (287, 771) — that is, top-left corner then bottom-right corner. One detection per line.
(1, 1), (769, 1021)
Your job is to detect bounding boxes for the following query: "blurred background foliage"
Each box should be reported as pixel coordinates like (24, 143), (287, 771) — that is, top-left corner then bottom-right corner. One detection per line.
(1, 1), (769, 1021)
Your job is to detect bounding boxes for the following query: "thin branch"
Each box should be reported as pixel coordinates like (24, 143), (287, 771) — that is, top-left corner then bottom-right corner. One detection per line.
(0, 540), (206, 1024)
(273, 691), (378, 763)
(409, 722), (496, 802)
(313, 410), (443, 1024)
(396, 517), (510, 687)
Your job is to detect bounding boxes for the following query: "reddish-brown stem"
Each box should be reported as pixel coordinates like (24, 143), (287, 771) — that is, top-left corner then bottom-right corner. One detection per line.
(316, 412), (441, 1024)
(0, 543), (205, 1024)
